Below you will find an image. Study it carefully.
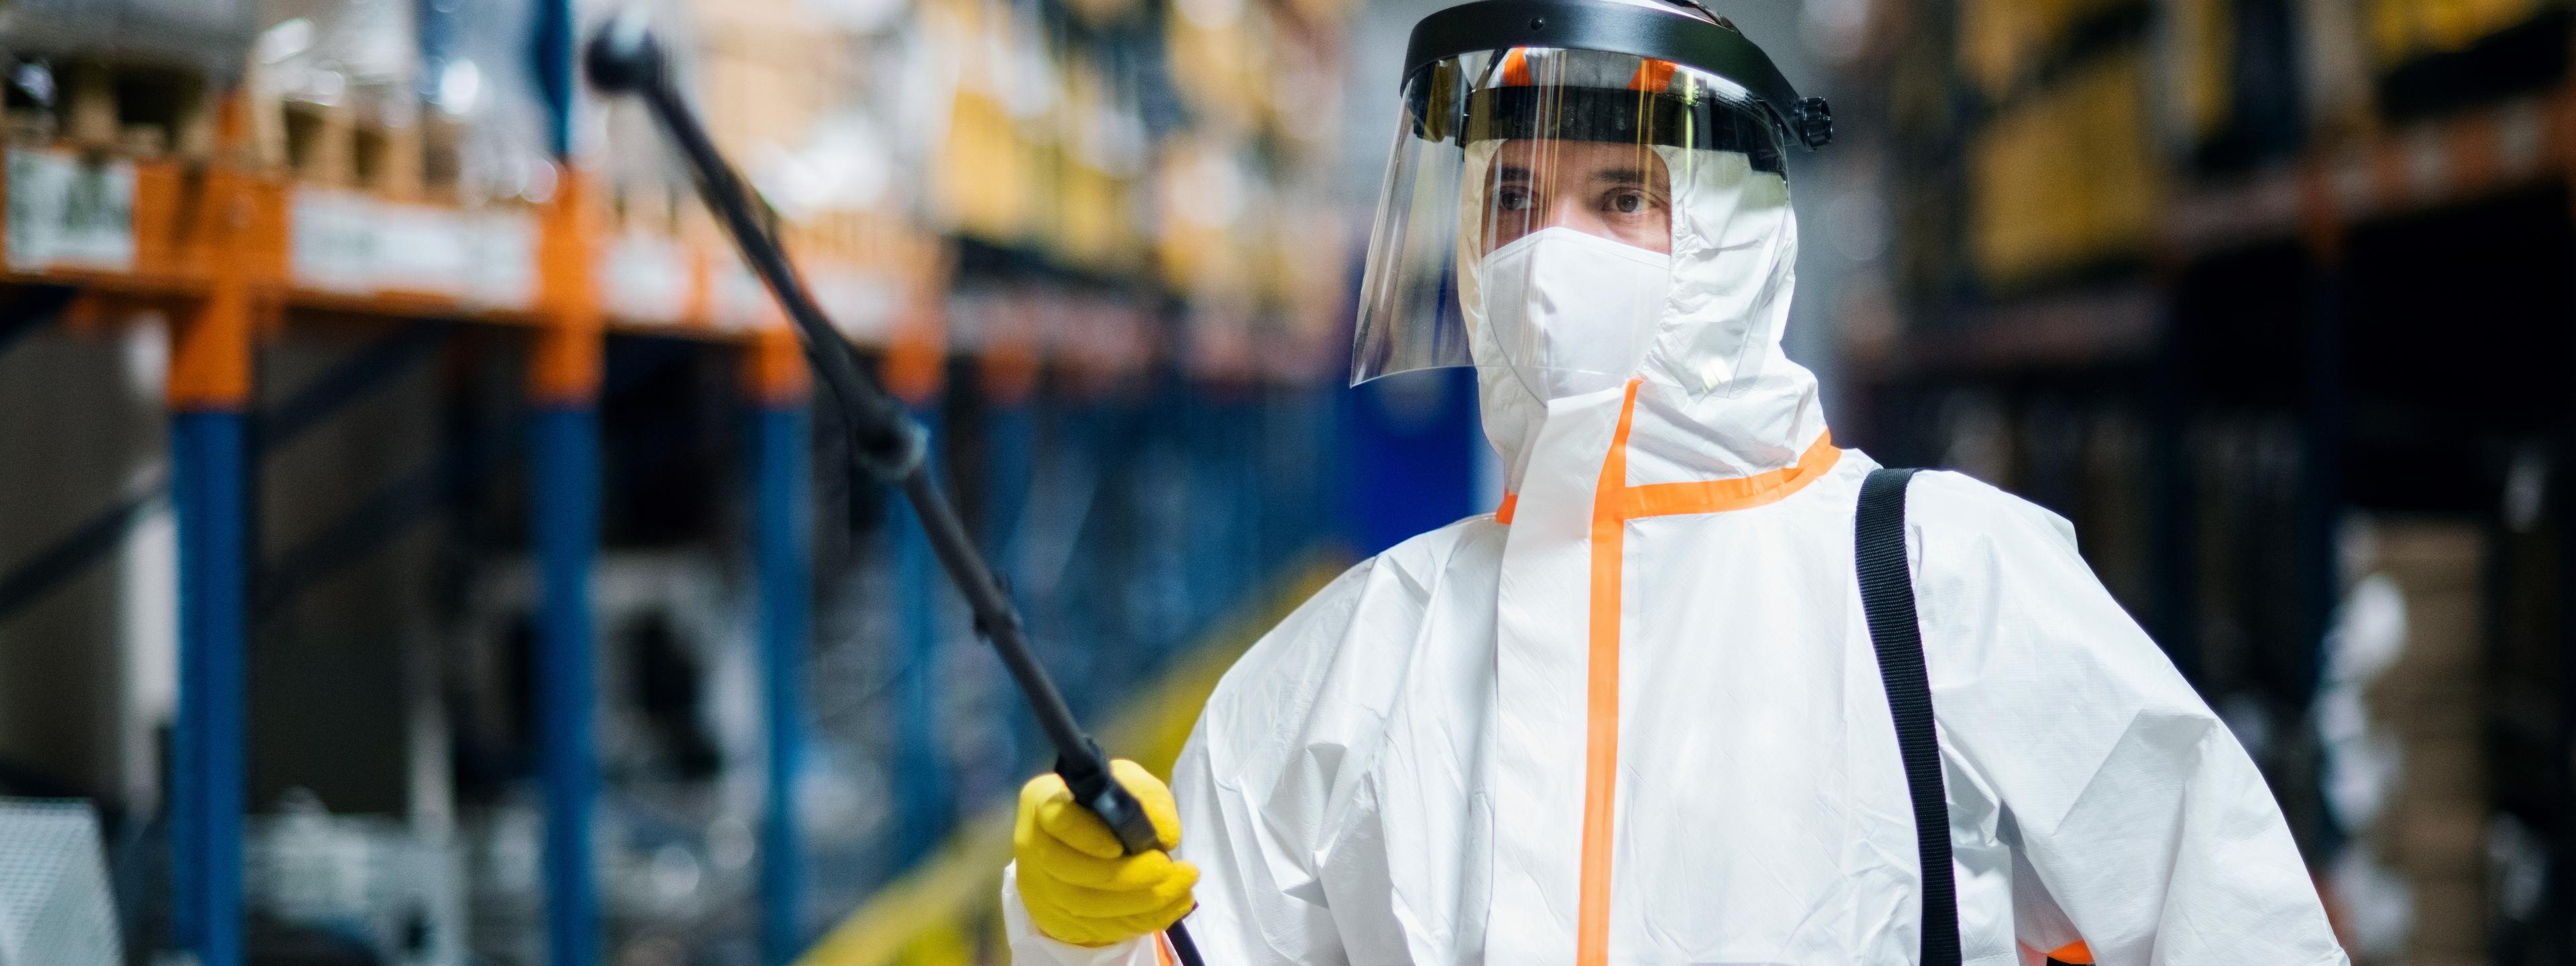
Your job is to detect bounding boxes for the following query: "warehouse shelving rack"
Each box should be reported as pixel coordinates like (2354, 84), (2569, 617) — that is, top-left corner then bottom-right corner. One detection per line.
(0, 0), (1372, 955)
(0, 80), (936, 964)
(0, 100), (1349, 966)
(1891, 81), (2576, 373)
(1860, 4), (2576, 959)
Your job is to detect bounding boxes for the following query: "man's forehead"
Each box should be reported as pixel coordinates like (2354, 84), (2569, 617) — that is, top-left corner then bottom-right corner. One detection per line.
(1493, 138), (1658, 157)
(1490, 140), (1668, 180)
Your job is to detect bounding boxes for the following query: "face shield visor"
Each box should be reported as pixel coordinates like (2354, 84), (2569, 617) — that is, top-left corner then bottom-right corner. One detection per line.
(1351, 0), (1831, 399)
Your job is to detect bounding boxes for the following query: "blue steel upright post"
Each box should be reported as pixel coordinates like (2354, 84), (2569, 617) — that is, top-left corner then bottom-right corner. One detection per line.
(533, 5), (605, 958)
(883, 307), (952, 872)
(170, 407), (247, 966)
(167, 125), (266, 966)
(531, 164), (605, 963)
(532, 402), (600, 966)
(888, 401), (950, 870)
(1340, 369), (1480, 555)
(978, 333), (1039, 770)
(979, 352), (1036, 565)
(748, 327), (814, 965)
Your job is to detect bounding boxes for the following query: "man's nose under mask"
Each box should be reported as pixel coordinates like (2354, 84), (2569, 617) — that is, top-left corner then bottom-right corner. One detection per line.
(1479, 226), (1674, 401)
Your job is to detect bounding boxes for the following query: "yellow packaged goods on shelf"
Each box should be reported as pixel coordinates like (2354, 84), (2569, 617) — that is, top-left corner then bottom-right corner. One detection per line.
(1969, 50), (2159, 290)
(1060, 0), (1138, 27)
(1152, 137), (1263, 299)
(2168, 0), (2233, 145)
(938, 87), (1040, 242)
(1165, 0), (1272, 131)
(925, 0), (1046, 244)
(1051, 159), (1133, 270)
(1040, 57), (1147, 270)
(1955, 0), (2135, 98)
(2367, 0), (2549, 66)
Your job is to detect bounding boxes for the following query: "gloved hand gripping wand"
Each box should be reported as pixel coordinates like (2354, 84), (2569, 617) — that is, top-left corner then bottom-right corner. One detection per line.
(584, 19), (1206, 966)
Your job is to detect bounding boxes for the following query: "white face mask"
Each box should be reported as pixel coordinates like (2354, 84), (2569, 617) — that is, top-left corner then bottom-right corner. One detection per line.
(1477, 226), (1674, 401)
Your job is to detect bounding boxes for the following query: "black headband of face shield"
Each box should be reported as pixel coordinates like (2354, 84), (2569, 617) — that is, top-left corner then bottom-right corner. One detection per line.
(1402, 0), (1833, 151)
(1441, 85), (1786, 174)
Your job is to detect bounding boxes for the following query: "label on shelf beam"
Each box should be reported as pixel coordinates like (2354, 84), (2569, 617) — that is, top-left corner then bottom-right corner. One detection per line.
(466, 211), (537, 312)
(286, 186), (553, 312)
(7, 149), (136, 272)
(710, 261), (769, 331)
(602, 231), (690, 325)
(373, 203), (476, 299)
(810, 268), (897, 344)
(290, 188), (380, 294)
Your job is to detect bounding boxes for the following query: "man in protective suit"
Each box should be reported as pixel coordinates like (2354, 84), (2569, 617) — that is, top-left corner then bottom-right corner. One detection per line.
(1000, 1), (2351, 963)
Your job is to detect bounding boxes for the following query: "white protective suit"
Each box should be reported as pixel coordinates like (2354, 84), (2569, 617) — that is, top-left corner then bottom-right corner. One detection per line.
(1004, 134), (2348, 966)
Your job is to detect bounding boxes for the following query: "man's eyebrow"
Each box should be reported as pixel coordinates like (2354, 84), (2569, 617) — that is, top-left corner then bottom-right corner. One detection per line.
(1495, 164), (1532, 182)
(1589, 166), (1652, 186)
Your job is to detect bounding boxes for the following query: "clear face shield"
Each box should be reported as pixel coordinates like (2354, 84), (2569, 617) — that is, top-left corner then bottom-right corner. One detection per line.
(1351, 44), (1796, 400)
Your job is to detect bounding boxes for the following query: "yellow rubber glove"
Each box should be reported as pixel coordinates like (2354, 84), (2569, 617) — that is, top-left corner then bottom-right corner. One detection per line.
(1012, 759), (1199, 947)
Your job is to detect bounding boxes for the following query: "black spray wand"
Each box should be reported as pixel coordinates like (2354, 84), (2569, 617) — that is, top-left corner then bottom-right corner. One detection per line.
(583, 17), (1206, 966)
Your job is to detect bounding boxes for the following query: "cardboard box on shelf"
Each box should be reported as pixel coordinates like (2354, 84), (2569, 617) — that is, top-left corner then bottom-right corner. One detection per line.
(2342, 515), (2491, 965)
(2404, 878), (2487, 955)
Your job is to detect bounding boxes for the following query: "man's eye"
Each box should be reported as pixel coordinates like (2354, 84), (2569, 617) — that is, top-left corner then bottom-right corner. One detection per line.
(1497, 189), (1532, 211)
(1609, 191), (1646, 215)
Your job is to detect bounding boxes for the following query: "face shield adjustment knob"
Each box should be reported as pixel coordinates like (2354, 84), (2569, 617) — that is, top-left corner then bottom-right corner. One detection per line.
(1795, 97), (1834, 149)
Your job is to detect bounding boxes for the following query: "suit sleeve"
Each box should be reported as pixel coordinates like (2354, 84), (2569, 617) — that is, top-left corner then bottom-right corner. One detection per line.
(1905, 472), (2347, 966)
(1004, 561), (1377, 966)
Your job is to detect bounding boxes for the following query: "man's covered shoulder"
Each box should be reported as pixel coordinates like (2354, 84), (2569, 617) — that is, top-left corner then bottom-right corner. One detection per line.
(1196, 515), (1495, 757)
(1896, 469), (2084, 562)
(1896, 470), (2196, 726)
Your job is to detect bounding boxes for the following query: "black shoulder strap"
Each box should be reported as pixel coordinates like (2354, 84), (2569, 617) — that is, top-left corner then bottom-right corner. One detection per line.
(1856, 468), (1962, 966)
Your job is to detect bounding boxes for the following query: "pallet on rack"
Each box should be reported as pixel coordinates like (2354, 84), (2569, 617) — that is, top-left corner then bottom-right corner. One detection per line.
(419, 113), (465, 199)
(266, 97), (427, 198)
(0, 54), (217, 160)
